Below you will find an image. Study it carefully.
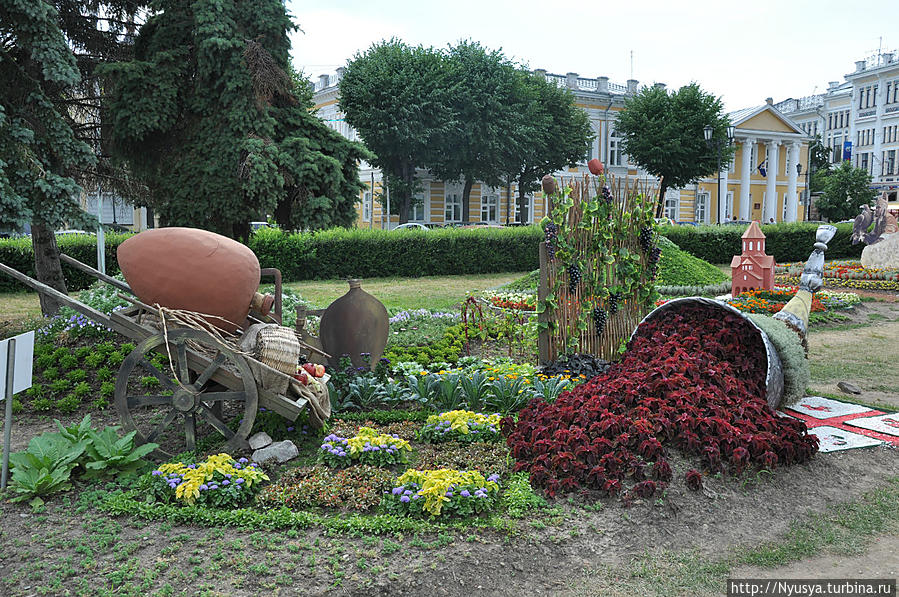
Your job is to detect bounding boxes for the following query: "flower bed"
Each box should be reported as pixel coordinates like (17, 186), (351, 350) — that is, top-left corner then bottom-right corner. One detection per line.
(418, 410), (502, 443)
(506, 303), (818, 500)
(382, 469), (501, 517)
(148, 454), (268, 506)
(776, 275), (899, 292)
(257, 464), (394, 511)
(776, 260), (899, 291)
(727, 287), (826, 314)
(320, 427), (412, 467)
(481, 290), (536, 311)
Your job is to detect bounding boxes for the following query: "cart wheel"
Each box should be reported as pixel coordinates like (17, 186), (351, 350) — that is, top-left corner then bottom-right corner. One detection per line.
(114, 328), (258, 458)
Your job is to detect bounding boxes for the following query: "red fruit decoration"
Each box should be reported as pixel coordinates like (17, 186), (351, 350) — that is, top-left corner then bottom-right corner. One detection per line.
(302, 363), (316, 376)
(293, 371), (309, 385)
(506, 303), (818, 501)
(587, 159), (604, 176)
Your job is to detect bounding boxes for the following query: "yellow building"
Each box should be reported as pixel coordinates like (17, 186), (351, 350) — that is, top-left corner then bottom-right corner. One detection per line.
(313, 70), (810, 228)
(671, 101), (810, 224)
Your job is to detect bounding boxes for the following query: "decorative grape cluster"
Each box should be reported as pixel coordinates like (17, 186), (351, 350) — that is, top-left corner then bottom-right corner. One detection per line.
(567, 264), (582, 294)
(591, 307), (607, 336)
(601, 185), (613, 203)
(639, 226), (654, 252)
(648, 246), (662, 265)
(607, 292), (622, 315)
(544, 222), (559, 261)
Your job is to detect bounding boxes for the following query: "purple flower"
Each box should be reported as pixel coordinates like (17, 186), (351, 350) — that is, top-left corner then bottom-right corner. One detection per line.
(238, 458), (248, 464)
(287, 427), (295, 432)
(199, 484), (208, 491)
(400, 495), (410, 503)
(487, 474), (500, 483)
(152, 470), (162, 476)
(209, 484), (219, 490)
(320, 444), (329, 450)
(222, 480), (230, 486)
(168, 482), (177, 489)
(392, 487), (404, 495)
(445, 491), (453, 497)
(235, 478), (244, 484)
(460, 490), (471, 497)
(403, 490), (413, 496)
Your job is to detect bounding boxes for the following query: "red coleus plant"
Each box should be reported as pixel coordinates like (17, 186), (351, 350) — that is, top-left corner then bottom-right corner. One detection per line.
(685, 469), (703, 491)
(507, 304), (818, 502)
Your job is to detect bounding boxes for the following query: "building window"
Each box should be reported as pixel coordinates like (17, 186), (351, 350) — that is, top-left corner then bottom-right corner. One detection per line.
(362, 191), (372, 222)
(609, 127), (622, 166)
(859, 152), (869, 173)
(444, 187), (462, 222)
(887, 150), (896, 176)
(481, 190), (499, 223)
(695, 191), (709, 224)
(725, 191), (734, 220)
(513, 194), (533, 223)
(411, 184), (429, 222)
(663, 189), (679, 220)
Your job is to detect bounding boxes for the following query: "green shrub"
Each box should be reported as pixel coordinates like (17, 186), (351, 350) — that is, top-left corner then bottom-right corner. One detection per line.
(747, 314), (809, 408)
(31, 397), (54, 411)
(658, 222), (861, 264)
(56, 394), (81, 414)
(84, 352), (106, 368)
(66, 369), (88, 383)
(72, 381), (92, 398)
(96, 367), (114, 382)
(50, 378), (71, 394)
(0, 233), (131, 292)
(35, 353), (56, 369)
(655, 237), (728, 287)
(100, 382), (115, 397)
(42, 367), (59, 381)
(106, 351), (124, 367)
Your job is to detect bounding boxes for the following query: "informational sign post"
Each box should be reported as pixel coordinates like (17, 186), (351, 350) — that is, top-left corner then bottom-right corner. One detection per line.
(1, 331), (34, 489)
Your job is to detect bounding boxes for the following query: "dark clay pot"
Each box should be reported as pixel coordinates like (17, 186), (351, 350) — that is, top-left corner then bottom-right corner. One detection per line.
(318, 279), (389, 371)
(117, 227), (260, 333)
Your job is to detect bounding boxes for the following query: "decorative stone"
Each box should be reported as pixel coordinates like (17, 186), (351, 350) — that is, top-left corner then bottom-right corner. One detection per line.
(837, 381), (862, 395)
(860, 231), (899, 269)
(248, 431), (273, 450)
(252, 440), (299, 464)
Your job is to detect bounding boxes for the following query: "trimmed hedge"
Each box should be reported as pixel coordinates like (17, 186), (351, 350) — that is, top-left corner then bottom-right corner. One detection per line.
(0, 222), (862, 293)
(0, 233), (130, 293)
(658, 222), (862, 264)
(0, 227), (542, 292)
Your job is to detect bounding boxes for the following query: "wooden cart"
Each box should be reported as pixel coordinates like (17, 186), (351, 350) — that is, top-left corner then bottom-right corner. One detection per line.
(0, 256), (317, 457)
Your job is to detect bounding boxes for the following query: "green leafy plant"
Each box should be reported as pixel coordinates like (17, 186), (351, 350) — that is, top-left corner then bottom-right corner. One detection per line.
(55, 394), (81, 414)
(56, 414), (95, 444)
(96, 367), (113, 382)
(8, 433), (87, 506)
(485, 376), (531, 414)
(42, 366), (59, 381)
(66, 368), (87, 383)
(82, 427), (156, 479)
(59, 354), (79, 370)
(49, 378), (71, 393)
(501, 472), (547, 518)
(100, 381), (115, 397)
(84, 352), (106, 368)
(73, 381), (91, 398)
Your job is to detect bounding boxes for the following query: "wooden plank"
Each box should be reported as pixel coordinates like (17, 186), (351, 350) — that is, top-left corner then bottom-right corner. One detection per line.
(58, 254), (133, 294)
(258, 388), (306, 421)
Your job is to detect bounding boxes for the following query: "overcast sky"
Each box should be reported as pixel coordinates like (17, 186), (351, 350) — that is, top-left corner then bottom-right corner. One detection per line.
(286, 0), (898, 112)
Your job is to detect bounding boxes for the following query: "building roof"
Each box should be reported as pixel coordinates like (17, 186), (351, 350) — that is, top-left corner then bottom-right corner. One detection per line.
(741, 220), (766, 239)
(728, 104), (806, 136)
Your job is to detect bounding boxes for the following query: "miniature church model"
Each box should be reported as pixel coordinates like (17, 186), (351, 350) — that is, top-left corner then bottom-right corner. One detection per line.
(730, 221), (775, 295)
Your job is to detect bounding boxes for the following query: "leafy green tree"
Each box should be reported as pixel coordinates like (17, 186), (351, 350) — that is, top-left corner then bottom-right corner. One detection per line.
(0, 0), (144, 314)
(806, 134), (831, 194)
(815, 161), (876, 222)
(503, 71), (592, 224)
(428, 40), (525, 222)
(103, 0), (368, 238)
(616, 83), (734, 217)
(339, 39), (455, 223)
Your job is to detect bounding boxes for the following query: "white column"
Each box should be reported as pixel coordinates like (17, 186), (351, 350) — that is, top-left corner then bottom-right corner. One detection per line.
(785, 142), (800, 222)
(739, 137), (753, 221)
(764, 140), (780, 223)
(718, 164), (729, 223)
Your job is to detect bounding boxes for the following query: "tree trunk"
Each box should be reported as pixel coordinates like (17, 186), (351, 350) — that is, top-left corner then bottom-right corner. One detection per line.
(461, 178), (474, 223)
(655, 178), (669, 219)
(517, 182), (529, 225)
(398, 163), (413, 224)
(31, 222), (68, 316)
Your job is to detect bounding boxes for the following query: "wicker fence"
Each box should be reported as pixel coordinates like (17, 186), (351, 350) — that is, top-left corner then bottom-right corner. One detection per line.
(537, 175), (659, 363)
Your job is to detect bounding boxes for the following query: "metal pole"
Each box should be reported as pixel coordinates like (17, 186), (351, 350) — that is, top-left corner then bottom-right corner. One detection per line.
(96, 184), (106, 275)
(369, 172), (373, 230)
(386, 183), (391, 230)
(2, 338), (15, 490)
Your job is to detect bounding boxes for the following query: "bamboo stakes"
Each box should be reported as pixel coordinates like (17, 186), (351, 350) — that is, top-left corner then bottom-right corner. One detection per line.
(537, 173), (660, 362)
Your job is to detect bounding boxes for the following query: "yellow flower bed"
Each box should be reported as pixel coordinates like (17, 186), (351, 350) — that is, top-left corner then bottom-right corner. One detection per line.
(395, 468), (499, 516)
(344, 427), (413, 456)
(157, 453), (269, 505)
(426, 410), (502, 435)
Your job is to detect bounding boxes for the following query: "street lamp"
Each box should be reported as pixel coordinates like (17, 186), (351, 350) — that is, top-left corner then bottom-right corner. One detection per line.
(704, 124), (736, 224)
(796, 162), (811, 221)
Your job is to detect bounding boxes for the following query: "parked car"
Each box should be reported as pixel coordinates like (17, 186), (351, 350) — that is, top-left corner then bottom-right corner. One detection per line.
(393, 222), (428, 231)
(55, 229), (95, 237)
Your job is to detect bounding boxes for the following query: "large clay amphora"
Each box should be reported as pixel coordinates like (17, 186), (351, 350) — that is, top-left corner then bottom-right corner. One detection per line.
(319, 279), (389, 371)
(117, 227), (260, 334)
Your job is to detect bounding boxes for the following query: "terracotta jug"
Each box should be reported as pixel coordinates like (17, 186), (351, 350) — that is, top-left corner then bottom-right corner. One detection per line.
(117, 227), (260, 333)
(318, 279), (389, 371)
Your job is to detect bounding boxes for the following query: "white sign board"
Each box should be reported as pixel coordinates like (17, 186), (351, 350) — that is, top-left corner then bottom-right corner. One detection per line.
(0, 331), (35, 396)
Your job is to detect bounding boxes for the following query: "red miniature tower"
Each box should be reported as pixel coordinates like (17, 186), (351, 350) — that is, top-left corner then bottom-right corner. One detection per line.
(730, 221), (775, 296)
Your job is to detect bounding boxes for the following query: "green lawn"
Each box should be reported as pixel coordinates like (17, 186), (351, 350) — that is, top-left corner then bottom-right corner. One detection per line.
(285, 272), (525, 312)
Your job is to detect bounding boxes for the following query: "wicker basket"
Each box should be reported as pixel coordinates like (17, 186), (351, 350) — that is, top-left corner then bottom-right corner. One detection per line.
(253, 325), (302, 376)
